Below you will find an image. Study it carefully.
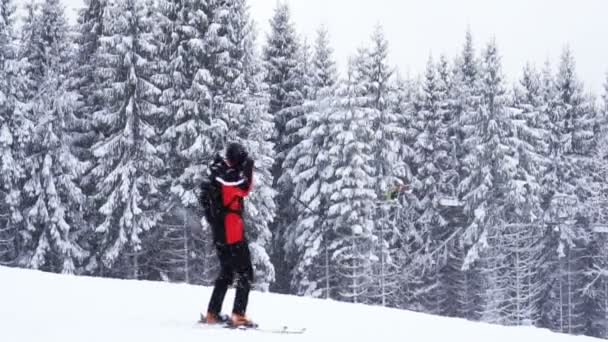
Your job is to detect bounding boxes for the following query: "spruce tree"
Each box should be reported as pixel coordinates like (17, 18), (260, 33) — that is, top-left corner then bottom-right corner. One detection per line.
(296, 37), (315, 101)
(91, 0), (164, 278)
(506, 62), (550, 325)
(226, 0), (276, 290)
(284, 25), (338, 298)
(411, 55), (452, 314)
(71, 0), (107, 160)
(0, 0), (25, 266)
(444, 30), (483, 321)
(326, 59), (376, 303)
(19, 0), (88, 274)
(459, 40), (540, 322)
(263, 2), (305, 293)
(70, 0), (109, 273)
(152, 0), (216, 284)
(539, 48), (595, 335)
(311, 25), (337, 99)
(354, 26), (408, 306)
(153, 0), (276, 287)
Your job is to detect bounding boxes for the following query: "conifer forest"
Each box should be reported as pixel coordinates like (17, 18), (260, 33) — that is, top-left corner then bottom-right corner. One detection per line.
(1, 0), (608, 339)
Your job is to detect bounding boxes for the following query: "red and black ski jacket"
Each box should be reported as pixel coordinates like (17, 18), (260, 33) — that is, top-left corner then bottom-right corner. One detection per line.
(215, 167), (253, 245)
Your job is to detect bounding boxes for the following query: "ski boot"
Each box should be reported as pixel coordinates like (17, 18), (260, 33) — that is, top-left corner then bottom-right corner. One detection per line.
(200, 312), (229, 325)
(229, 313), (258, 328)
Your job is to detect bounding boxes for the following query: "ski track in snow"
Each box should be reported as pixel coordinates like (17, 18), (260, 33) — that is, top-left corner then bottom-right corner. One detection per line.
(0, 266), (600, 342)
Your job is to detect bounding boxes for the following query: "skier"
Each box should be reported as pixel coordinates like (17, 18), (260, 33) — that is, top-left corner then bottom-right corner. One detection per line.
(386, 182), (409, 200)
(202, 142), (256, 327)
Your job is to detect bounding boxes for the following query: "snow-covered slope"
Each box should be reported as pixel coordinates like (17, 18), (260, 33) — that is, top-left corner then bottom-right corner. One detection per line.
(0, 266), (599, 342)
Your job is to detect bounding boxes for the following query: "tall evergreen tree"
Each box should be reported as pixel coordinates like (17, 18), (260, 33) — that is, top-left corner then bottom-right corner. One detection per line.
(508, 62), (551, 326)
(459, 40), (540, 323)
(70, 0), (109, 273)
(263, 2), (305, 293)
(326, 59), (377, 303)
(0, 0), (26, 266)
(71, 0), (107, 157)
(411, 55), (452, 314)
(387, 72), (421, 310)
(224, 0), (276, 290)
(284, 25), (338, 298)
(90, 0), (164, 278)
(296, 37), (314, 101)
(539, 48), (595, 335)
(589, 85), (608, 337)
(442, 30), (483, 320)
(19, 1), (45, 96)
(311, 25), (337, 99)
(152, 0), (216, 284)
(152, 0), (275, 288)
(19, 0), (88, 274)
(428, 53), (471, 318)
(354, 26), (407, 306)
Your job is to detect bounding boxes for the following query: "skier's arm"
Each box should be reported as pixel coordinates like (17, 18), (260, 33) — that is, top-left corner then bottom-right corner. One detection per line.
(216, 177), (252, 198)
(216, 158), (254, 198)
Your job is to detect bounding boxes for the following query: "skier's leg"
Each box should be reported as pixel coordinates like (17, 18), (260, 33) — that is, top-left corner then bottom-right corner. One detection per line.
(207, 245), (234, 315)
(232, 242), (254, 316)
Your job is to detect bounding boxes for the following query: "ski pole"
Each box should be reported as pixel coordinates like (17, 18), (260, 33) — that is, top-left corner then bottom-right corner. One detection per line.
(291, 194), (323, 216)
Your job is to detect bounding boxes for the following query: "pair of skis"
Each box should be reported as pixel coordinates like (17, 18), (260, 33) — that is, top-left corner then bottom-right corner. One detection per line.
(197, 315), (306, 335)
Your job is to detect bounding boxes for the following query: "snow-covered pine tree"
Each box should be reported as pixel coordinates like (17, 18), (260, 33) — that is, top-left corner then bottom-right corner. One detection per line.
(354, 25), (407, 307)
(151, 0), (217, 284)
(296, 37), (314, 101)
(19, 1), (45, 96)
(430, 53), (472, 319)
(0, 0), (26, 266)
(285, 97), (335, 298)
(441, 29), (483, 321)
(504, 62), (551, 326)
(90, 0), (164, 278)
(588, 93), (608, 338)
(357, 25), (406, 192)
(18, 0), (88, 274)
(326, 58), (377, 304)
(539, 48), (595, 335)
(575, 95), (604, 338)
(604, 73), (608, 117)
(459, 39), (540, 323)
(579, 225), (607, 338)
(451, 29), (480, 185)
(387, 72), (421, 310)
(152, 0), (275, 288)
(71, 0), (107, 160)
(263, 2), (305, 293)
(311, 25), (337, 99)
(411, 55), (452, 315)
(222, 0), (276, 290)
(69, 0), (109, 274)
(574, 90), (607, 339)
(284, 25), (338, 298)
(271, 34), (315, 290)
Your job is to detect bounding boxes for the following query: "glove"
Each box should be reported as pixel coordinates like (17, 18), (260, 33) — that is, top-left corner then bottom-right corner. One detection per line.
(242, 157), (254, 185)
(209, 153), (225, 175)
(243, 157), (254, 172)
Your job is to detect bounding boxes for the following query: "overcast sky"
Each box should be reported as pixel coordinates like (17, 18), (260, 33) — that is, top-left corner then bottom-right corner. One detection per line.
(59, 0), (608, 94)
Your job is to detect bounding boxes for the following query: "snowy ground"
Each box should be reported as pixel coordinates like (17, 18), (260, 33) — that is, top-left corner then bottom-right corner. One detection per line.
(0, 266), (600, 342)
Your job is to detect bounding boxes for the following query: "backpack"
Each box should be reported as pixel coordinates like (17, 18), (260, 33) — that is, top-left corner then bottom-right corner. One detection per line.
(199, 156), (246, 244)
(199, 176), (224, 227)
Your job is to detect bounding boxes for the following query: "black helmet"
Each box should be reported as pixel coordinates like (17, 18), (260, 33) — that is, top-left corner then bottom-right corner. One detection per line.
(226, 142), (247, 166)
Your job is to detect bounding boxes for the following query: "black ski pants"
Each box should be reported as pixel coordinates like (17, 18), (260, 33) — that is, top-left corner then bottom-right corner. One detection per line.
(207, 241), (254, 316)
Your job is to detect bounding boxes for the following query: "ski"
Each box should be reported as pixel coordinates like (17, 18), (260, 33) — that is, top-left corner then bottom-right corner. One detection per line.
(225, 324), (306, 334)
(198, 315), (305, 334)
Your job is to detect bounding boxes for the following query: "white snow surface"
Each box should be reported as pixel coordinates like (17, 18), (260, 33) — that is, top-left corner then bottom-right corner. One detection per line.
(0, 266), (600, 342)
